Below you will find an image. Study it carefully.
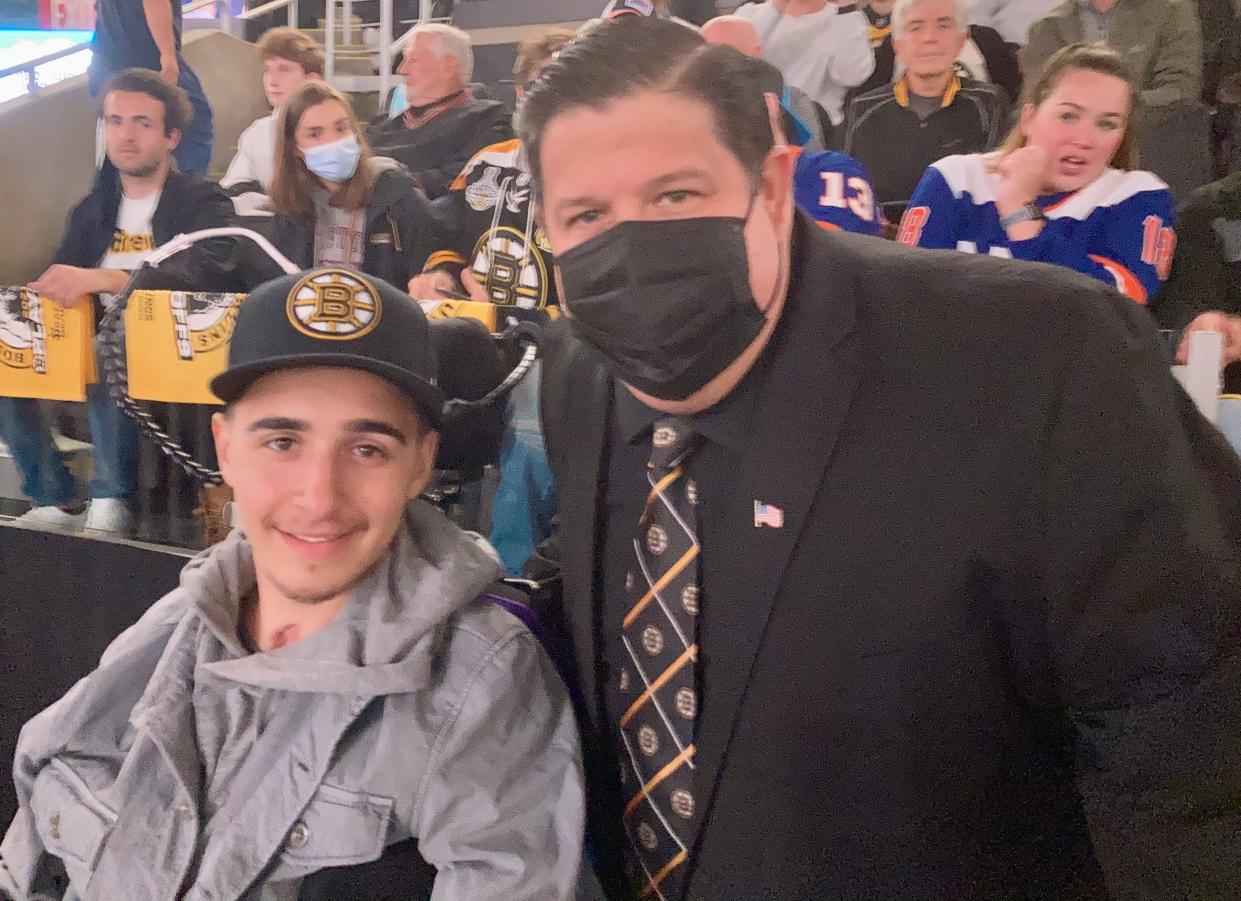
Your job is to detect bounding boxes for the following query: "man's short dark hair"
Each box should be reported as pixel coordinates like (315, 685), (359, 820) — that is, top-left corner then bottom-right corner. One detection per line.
(516, 18), (776, 195)
(103, 68), (194, 136)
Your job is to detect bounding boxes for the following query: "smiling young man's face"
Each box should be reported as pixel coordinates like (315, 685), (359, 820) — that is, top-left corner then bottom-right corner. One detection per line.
(212, 366), (438, 607)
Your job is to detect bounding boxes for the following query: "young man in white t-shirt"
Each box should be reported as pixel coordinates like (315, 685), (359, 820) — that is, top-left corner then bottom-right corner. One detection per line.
(0, 68), (233, 535)
(734, 0), (875, 126)
(221, 28), (324, 215)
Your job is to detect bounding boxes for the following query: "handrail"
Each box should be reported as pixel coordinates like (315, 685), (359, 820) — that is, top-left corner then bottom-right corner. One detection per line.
(1, 0), (299, 98)
(240, 0), (295, 20)
(0, 41), (92, 91)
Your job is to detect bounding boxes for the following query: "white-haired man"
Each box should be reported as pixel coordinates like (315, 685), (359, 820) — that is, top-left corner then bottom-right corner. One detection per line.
(367, 23), (512, 199)
(843, 0), (1008, 204)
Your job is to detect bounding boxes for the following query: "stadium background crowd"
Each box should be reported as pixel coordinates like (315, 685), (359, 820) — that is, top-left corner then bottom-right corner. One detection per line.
(2, 1), (1241, 898)
(1, 0), (1239, 552)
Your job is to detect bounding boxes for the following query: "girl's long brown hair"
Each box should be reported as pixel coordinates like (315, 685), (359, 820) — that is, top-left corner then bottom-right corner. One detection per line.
(992, 43), (1140, 172)
(270, 80), (376, 222)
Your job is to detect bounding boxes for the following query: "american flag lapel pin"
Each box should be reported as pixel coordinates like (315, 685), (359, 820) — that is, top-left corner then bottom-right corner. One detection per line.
(753, 500), (785, 529)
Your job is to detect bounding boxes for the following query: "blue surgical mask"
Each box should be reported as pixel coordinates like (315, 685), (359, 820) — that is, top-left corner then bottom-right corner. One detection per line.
(302, 133), (361, 182)
(388, 83), (408, 118)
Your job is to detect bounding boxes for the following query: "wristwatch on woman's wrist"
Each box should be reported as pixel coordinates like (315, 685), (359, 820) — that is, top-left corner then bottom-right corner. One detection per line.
(999, 203), (1046, 230)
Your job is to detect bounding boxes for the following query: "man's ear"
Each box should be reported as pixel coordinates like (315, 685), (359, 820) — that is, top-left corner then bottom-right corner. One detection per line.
(759, 143), (798, 232)
(406, 428), (441, 500)
(211, 411), (236, 488)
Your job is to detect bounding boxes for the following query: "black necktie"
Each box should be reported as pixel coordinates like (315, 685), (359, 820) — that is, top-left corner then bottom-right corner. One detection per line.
(618, 417), (702, 900)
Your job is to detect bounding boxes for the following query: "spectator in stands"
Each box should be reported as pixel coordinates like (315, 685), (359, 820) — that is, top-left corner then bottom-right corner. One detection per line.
(1160, 171), (1241, 383)
(0, 270), (584, 900)
(264, 82), (440, 287)
(700, 15), (829, 151)
(407, 31), (573, 308)
(367, 24), (513, 199)
(88, 0), (213, 173)
(1025, 0), (1203, 112)
(604, 0), (718, 25)
(221, 28), (324, 216)
(519, 18), (1241, 899)
(967, 0), (1063, 48)
(408, 31), (573, 580)
(862, 0), (893, 47)
(854, 0), (1022, 104)
(900, 44), (1177, 304)
(733, 0), (874, 131)
(0, 69), (233, 535)
(700, 14), (879, 233)
(844, 0), (1008, 206)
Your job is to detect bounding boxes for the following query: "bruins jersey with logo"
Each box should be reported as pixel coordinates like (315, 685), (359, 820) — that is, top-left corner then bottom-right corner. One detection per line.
(424, 139), (558, 309)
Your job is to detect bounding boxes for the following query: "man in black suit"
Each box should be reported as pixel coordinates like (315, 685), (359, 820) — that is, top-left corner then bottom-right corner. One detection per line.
(518, 18), (1241, 901)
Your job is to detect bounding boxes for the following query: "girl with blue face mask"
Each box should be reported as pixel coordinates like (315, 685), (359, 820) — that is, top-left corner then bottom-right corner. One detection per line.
(262, 81), (442, 288)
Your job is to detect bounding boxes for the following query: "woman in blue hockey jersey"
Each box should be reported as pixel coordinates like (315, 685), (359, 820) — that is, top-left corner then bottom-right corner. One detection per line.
(897, 43), (1174, 306)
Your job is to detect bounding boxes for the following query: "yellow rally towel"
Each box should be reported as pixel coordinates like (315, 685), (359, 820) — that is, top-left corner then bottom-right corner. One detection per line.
(125, 290), (246, 405)
(0, 288), (95, 401)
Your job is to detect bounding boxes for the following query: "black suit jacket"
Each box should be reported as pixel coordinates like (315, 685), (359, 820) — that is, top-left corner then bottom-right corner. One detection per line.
(539, 216), (1241, 900)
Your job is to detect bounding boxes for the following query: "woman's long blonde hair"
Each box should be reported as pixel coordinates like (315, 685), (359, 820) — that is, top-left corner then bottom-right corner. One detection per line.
(270, 80), (376, 222)
(992, 43), (1140, 172)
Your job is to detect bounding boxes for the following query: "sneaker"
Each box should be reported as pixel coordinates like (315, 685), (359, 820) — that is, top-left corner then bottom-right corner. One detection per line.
(84, 498), (134, 536)
(14, 504), (88, 530)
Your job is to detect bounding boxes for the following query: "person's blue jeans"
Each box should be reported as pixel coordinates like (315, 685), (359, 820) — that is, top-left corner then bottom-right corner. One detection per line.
(0, 376), (139, 507)
(488, 361), (558, 576)
(173, 64), (214, 174)
(90, 57), (214, 174)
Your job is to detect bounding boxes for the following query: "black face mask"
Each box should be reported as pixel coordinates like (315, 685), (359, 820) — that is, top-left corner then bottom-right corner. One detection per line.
(556, 212), (769, 401)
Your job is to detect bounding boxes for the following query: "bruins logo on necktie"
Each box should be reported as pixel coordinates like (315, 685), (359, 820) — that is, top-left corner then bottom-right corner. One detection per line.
(286, 269), (381, 340)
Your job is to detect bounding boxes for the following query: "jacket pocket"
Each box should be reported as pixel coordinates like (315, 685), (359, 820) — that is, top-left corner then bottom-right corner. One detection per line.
(279, 782), (394, 868)
(28, 761), (116, 887)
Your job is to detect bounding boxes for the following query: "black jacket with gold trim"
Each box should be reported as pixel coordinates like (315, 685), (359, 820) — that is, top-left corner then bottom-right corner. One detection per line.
(422, 139), (558, 310)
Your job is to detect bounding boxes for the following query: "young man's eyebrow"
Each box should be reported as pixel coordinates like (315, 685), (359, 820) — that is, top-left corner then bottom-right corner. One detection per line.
(248, 416), (309, 433)
(344, 419), (409, 445)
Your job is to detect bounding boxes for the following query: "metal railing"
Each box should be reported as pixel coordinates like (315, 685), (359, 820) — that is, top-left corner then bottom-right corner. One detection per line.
(324, 0), (440, 100)
(0, 0), (310, 98)
(0, 42), (93, 94)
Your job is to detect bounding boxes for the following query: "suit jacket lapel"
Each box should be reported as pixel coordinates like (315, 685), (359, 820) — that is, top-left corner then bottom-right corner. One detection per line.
(689, 220), (863, 857)
(543, 329), (613, 729)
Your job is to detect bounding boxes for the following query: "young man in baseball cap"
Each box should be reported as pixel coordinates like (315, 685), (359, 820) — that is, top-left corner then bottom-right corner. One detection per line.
(0, 269), (585, 900)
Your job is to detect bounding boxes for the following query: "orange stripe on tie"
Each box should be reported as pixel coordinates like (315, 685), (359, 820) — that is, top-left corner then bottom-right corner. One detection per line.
(642, 467), (683, 520)
(622, 546), (699, 630)
(620, 645), (698, 729)
(625, 743), (696, 818)
(641, 850), (688, 898)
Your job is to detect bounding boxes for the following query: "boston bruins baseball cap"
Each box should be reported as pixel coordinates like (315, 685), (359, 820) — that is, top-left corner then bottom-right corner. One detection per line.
(210, 268), (446, 429)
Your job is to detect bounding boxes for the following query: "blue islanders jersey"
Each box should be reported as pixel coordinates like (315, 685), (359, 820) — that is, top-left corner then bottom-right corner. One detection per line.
(898, 154), (1176, 304)
(793, 149), (881, 237)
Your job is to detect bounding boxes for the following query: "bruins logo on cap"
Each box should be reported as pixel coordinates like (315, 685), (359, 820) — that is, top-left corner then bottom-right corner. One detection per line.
(286, 269), (381, 340)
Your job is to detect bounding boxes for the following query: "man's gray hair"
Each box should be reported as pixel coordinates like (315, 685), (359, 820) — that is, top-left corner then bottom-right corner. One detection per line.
(400, 22), (474, 83)
(891, 0), (969, 39)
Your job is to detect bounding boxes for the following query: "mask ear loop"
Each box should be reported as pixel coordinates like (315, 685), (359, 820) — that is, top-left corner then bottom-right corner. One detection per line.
(754, 92), (791, 314)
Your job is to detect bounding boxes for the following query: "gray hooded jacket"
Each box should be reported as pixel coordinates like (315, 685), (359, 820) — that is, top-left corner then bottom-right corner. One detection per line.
(0, 501), (584, 900)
